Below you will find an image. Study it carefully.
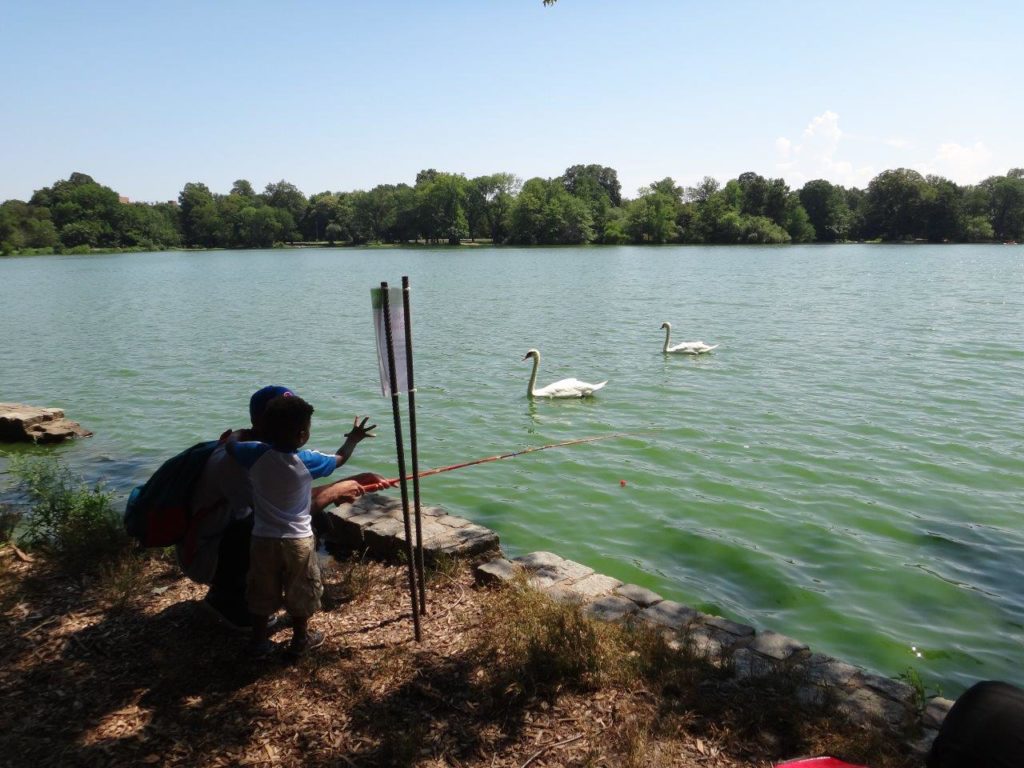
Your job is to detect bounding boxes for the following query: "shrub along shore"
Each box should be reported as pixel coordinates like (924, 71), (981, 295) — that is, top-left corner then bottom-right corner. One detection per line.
(0, 456), (930, 767)
(3, 165), (1023, 256)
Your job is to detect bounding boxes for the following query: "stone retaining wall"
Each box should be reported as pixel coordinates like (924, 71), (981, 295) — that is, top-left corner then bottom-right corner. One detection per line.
(322, 493), (952, 757)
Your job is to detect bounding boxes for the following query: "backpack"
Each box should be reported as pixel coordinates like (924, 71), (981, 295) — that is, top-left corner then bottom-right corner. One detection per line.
(124, 440), (220, 547)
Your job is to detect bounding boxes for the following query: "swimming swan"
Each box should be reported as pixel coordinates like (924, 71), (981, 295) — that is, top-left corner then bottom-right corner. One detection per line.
(661, 322), (718, 355)
(523, 349), (607, 398)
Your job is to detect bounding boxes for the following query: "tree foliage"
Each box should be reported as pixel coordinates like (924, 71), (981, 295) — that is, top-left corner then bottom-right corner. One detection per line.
(4, 165), (1023, 255)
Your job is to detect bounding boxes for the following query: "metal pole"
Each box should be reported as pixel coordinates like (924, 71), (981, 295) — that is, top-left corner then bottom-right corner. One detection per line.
(402, 275), (427, 615)
(381, 281), (421, 641)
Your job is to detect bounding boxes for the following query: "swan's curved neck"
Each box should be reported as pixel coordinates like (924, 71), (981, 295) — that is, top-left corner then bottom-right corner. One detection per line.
(527, 353), (539, 397)
(662, 325), (671, 353)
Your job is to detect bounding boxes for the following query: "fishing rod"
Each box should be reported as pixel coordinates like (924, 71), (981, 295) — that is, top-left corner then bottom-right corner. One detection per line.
(357, 431), (641, 493)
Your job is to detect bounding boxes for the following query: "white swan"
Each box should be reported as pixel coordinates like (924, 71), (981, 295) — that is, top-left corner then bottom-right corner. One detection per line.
(523, 349), (607, 398)
(661, 321), (718, 355)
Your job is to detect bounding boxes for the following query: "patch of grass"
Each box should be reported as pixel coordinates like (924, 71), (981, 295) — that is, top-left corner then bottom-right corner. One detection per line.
(475, 577), (628, 698)
(897, 665), (933, 710)
(96, 554), (149, 610)
(626, 621), (727, 695)
(330, 552), (376, 603)
(425, 552), (460, 584)
(6, 455), (130, 573)
(0, 503), (20, 543)
(612, 715), (650, 768)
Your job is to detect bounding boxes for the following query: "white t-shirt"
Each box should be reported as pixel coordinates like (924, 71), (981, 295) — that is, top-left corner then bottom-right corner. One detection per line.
(229, 442), (336, 538)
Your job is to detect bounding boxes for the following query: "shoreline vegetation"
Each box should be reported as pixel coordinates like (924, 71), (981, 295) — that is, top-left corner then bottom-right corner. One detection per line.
(3, 165), (1023, 256)
(0, 458), (921, 767)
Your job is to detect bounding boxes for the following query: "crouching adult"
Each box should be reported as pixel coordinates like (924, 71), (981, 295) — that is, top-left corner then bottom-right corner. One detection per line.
(178, 385), (380, 630)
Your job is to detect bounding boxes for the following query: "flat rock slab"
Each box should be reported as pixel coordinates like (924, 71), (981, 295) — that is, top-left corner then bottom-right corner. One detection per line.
(748, 630), (808, 661)
(475, 558), (521, 585)
(614, 583), (663, 608)
(802, 653), (860, 688)
(321, 493), (498, 560)
(837, 687), (913, 727)
(0, 403), (91, 443)
(638, 600), (698, 630)
(698, 613), (755, 639)
(585, 595), (639, 622)
(512, 552), (597, 590)
(923, 697), (953, 728)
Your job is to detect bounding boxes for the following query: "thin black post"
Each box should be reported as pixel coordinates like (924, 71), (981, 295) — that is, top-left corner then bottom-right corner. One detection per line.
(402, 275), (427, 615)
(381, 281), (421, 641)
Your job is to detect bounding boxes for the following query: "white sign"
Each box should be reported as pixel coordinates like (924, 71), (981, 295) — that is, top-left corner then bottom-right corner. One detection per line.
(371, 286), (408, 397)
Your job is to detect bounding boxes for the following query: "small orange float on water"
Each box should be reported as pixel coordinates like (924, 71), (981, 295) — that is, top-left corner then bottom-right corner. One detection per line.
(620, 479), (627, 487)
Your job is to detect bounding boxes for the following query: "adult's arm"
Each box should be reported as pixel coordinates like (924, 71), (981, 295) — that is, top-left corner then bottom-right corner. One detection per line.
(311, 472), (387, 514)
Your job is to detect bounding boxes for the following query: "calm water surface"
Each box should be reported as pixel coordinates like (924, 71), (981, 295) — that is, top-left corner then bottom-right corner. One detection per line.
(2, 244), (1022, 695)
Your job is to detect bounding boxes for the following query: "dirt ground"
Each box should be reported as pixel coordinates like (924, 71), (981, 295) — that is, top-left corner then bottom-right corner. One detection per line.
(0, 548), (918, 768)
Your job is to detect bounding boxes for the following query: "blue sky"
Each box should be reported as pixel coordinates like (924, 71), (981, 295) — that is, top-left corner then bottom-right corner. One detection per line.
(2, 0), (1021, 203)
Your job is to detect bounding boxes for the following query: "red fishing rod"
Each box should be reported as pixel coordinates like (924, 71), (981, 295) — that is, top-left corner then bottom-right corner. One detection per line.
(358, 431), (639, 493)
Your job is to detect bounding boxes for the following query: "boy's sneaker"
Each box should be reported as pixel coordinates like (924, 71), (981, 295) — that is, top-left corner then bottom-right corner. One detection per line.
(287, 629), (325, 658)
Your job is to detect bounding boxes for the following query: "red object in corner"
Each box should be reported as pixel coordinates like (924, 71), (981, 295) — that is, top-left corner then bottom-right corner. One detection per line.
(778, 759), (868, 768)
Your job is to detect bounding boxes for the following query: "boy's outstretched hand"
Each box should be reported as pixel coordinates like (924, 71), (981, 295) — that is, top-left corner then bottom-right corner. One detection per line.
(336, 416), (377, 465)
(345, 416), (377, 443)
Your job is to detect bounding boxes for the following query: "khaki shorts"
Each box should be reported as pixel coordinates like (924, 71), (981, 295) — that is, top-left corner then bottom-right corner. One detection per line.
(247, 535), (323, 618)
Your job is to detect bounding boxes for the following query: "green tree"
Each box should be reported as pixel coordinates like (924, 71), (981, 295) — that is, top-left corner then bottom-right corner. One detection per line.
(625, 187), (679, 243)
(740, 215), (791, 244)
(178, 182), (218, 247)
(561, 164), (622, 206)
(417, 173), (469, 244)
(31, 172), (122, 248)
(784, 195), (816, 243)
(302, 191), (340, 242)
(863, 168), (928, 241)
(116, 202), (180, 249)
(798, 179), (851, 242)
(261, 180), (306, 241)
(324, 222), (344, 245)
(0, 200), (59, 251)
(736, 172), (789, 225)
(982, 173), (1024, 240)
(509, 177), (594, 245)
(351, 186), (398, 243)
(685, 176), (720, 204)
(230, 179), (256, 198)
(240, 206), (285, 248)
(921, 175), (964, 242)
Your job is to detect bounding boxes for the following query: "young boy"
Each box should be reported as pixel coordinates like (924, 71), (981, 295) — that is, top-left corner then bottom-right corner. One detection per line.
(226, 393), (375, 658)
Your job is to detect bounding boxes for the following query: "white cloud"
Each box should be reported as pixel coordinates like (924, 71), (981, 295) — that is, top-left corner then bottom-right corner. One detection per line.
(775, 111), (874, 188)
(919, 141), (995, 183)
(775, 114), (1006, 188)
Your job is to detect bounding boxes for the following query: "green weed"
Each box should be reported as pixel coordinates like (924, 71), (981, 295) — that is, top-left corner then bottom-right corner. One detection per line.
(7, 455), (129, 572)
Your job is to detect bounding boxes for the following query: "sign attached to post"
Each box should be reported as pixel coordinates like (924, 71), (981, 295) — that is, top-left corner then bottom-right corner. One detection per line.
(371, 286), (409, 397)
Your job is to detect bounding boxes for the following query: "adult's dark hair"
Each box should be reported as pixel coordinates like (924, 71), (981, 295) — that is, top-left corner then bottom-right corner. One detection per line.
(262, 394), (314, 450)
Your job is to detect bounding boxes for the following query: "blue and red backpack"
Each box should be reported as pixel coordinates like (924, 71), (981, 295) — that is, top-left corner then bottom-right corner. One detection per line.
(124, 440), (219, 547)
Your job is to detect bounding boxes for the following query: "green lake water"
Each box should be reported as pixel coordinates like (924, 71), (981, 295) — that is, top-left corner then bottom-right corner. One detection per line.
(1, 244), (1021, 695)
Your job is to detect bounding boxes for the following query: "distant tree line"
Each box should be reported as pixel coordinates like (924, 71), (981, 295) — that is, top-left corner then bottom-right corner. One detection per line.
(2, 165), (1023, 254)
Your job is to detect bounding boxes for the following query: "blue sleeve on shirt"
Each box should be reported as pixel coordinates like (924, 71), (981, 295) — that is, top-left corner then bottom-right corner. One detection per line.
(229, 441), (271, 470)
(297, 450), (337, 479)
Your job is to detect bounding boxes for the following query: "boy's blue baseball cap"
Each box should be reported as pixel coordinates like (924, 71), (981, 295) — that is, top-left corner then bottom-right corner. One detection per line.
(249, 385), (294, 421)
